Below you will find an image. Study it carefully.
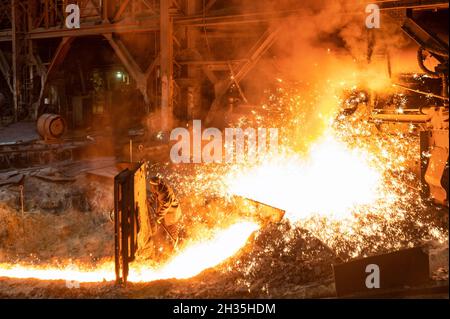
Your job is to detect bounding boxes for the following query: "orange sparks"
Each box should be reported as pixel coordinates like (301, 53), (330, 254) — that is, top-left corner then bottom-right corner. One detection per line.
(224, 132), (382, 222)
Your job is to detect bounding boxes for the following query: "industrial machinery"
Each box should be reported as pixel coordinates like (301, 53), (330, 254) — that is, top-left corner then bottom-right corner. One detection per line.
(397, 8), (448, 206)
(0, 112), (94, 169)
(36, 113), (67, 141)
(334, 6), (449, 292)
(114, 162), (151, 285)
(370, 92), (449, 206)
(114, 162), (178, 284)
(342, 7), (449, 207)
(113, 162), (285, 285)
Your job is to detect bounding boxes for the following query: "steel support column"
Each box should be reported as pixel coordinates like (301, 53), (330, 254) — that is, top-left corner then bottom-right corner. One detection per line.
(11, 0), (19, 121)
(160, 0), (174, 132)
(0, 49), (13, 94)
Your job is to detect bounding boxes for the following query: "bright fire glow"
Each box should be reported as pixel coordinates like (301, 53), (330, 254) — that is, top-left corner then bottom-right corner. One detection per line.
(225, 133), (382, 222)
(128, 221), (258, 282)
(0, 221), (259, 283)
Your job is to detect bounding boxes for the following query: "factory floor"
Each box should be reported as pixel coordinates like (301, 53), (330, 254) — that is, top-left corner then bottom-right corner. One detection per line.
(0, 160), (448, 299)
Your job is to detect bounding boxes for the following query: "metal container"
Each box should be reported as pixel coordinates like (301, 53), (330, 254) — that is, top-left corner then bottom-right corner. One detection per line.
(37, 113), (66, 140)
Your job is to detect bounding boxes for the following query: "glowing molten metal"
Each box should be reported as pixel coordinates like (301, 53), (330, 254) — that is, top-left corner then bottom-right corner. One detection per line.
(0, 221), (259, 283)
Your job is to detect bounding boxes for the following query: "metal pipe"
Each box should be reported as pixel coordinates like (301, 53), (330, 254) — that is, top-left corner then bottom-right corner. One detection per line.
(371, 113), (431, 122)
(393, 83), (449, 101)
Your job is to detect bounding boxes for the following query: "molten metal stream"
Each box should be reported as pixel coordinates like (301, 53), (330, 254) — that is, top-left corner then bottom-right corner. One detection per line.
(0, 222), (259, 283)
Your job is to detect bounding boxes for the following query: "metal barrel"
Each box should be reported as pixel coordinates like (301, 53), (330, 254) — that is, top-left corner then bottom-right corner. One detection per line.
(36, 113), (66, 139)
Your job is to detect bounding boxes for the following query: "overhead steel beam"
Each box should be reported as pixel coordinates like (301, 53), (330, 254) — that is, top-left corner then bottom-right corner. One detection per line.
(104, 33), (149, 105)
(0, 2), (447, 42)
(32, 37), (74, 117)
(144, 53), (160, 79)
(46, 37), (74, 77)
(175, 10), (293, 27)
(0, 10), (289, 42)
(376, 0), (449, 10)
(234, 27), (281, 83)
(204, 0), (217, 12)
(24, 20), (160, 40)
(104, 33), (144, 82)
(0, 30), (11, 41)
(113, 0), (132, 22)
(177, 59), (248, 65)
(0, 16), (160, 42)
(205, 26), (281, 125)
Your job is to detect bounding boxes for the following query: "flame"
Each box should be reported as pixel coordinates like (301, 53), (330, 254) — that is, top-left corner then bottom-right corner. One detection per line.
(128, 221), (258, 282)
(225, 132), (382, 222)
(0, 221), (259, 283)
